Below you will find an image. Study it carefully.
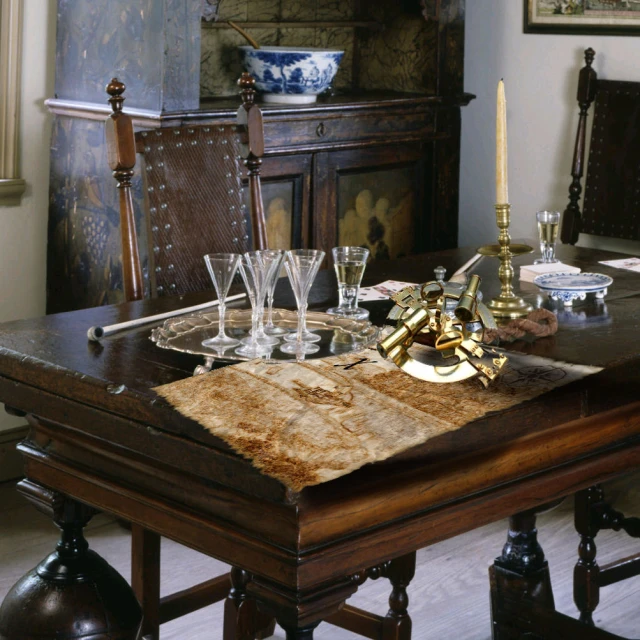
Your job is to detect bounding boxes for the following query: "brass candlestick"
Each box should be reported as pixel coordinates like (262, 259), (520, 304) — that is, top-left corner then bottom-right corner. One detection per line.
(478, 203), (533, 320)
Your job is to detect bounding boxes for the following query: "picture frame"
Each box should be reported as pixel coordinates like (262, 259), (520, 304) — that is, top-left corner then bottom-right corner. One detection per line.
(524, 0), (640, 35)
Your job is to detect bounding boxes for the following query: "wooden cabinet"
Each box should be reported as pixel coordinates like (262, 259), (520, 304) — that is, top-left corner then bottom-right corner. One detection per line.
(208, 90), (470, 264)
(46, 0), (471, 311)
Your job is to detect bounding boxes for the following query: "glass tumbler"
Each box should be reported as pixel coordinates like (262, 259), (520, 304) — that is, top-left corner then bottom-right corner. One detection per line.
(534, 210), (560, 264)
(326, 246), (370, 320)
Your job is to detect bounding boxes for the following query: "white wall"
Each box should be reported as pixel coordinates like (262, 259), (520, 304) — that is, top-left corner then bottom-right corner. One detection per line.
(0, 0), (56, 432)
(460, 0), (640, 255)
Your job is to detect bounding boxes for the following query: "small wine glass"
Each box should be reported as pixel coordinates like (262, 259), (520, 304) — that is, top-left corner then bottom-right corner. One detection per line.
(202, 253), (241, 348)
(262, 249), (288, 336)
(280, 249), (325, 356)
(236, 253), (275, 358)
(247, 250), (283, 346)
(534, 210), (560, 264)
(326, 246), (370, 319)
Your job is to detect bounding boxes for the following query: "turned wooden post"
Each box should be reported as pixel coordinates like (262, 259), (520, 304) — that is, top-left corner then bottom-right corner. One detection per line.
(382, 552), (416, 639)
(105, 78), (144, 302)
(0, 480), (142, 640)
(561, 48), (597, 245)
(490, 509), (555, 640)
(223, 567), (276, 640)
(237, 72), (268, 251)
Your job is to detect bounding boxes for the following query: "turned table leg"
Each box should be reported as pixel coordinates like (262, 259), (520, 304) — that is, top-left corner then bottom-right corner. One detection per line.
(224, 567), (276, 640)
(489, 510), (555, 640)
(279, 623), (320, 639)
(0, 480), (142, 640)
(574, 486), (603, 626)
(382, 551), (416, 640)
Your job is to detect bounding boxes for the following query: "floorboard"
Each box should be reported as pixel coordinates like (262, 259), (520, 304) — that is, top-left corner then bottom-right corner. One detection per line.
(1, 473), (640, 638)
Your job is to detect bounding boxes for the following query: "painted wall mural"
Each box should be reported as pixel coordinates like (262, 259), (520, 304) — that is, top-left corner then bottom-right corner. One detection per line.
(47, 117), (149, 313)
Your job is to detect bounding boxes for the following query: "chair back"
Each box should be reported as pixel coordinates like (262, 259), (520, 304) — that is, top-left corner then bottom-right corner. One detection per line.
(561, 48), (640, 245)
(105, 74), (267, 301)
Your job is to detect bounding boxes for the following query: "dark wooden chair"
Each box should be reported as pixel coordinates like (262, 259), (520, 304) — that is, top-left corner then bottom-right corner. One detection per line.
(562, 48), (640, 631)
(106, 75), (418, 640)
(561, 47), (640, 246)
(105, 73), (275, 640)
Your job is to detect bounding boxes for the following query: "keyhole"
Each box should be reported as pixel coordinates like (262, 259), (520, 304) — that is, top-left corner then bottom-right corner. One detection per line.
(316, 122), (326, 137)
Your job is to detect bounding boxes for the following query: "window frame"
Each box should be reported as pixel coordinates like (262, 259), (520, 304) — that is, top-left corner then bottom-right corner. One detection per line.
(0, 0), (25, 206)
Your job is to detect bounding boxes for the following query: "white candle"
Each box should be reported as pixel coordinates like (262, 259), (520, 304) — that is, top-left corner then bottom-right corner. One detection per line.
(496, 80), (509, 205)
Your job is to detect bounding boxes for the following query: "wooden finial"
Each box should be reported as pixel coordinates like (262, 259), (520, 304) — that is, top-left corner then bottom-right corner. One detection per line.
(584, 47), (595, 68)
(106, 78), (126, 114)
(238, 72), (256, 108)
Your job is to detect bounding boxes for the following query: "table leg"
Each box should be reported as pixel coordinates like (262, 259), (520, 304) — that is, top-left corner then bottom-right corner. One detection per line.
(131, 524), (161, 640)
(248, 573), (358, 640)
(279, 623), (320, 639)
(0, 479), (142, 640)
(223, 567), (276, 640)
(489, 510), (555, 640)
(382, 551), (416, 640)
(574, 486), (603, 626)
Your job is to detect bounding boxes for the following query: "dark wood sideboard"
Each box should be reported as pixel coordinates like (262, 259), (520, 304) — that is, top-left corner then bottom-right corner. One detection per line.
(46, 0), (471, 311)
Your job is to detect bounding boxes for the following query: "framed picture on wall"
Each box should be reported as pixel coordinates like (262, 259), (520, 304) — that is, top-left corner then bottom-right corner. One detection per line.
(524, 1), (640, 35)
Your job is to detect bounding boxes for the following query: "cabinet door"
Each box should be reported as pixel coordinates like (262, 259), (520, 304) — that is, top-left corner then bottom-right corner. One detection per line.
(313, 145), (431, 261)
(244, 154), (313, 250)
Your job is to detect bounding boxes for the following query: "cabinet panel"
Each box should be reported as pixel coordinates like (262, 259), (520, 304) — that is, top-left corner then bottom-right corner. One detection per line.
(313, 144), (429, 261)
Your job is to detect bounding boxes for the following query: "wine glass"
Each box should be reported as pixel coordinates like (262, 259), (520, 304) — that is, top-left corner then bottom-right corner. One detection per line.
(202, 253), (241, 348)
(326, 246), (370, 319)
(534, 210), (560, 264)
(247, 250), (283, 346)
(236, 253), (276, 358)
(262, 249), (288, 336)
(280, 249), (325, 356)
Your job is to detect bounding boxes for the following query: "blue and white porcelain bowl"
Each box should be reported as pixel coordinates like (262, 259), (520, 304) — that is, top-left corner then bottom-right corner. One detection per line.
(239, 46), (344, 104)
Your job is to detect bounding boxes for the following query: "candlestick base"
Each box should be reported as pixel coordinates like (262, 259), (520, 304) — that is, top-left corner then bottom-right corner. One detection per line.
(485, 294), (533, 320)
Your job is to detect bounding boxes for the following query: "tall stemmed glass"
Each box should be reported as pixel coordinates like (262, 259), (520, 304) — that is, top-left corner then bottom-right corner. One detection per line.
(202, 253), (241, 348)
(280, 249), (325, 356)
(247, 250), (282, 346)
(236, 253), (276, 358)
(262, 249), (288, 336)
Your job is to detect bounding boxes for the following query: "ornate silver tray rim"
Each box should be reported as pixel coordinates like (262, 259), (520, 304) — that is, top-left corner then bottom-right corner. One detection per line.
(150, 308), (380, 365)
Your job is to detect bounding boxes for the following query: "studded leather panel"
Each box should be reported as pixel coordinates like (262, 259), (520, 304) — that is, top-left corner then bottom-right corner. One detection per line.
(137, 125), (250, 297)
(582, 79), (640, 241)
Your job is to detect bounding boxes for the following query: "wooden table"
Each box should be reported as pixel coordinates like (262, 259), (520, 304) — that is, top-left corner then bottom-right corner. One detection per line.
(0, 246), (639, 640)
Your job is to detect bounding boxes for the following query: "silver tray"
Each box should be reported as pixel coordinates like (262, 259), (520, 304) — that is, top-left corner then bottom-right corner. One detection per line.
(150, 308), (380, 369)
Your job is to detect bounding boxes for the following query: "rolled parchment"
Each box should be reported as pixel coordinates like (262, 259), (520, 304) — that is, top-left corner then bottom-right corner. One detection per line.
(87, 293), (246, 342)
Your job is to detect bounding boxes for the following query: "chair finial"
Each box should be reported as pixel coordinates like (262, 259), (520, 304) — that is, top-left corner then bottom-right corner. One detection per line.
(106, 78), (126, 114)
(584, 48), (595, 68)
(238, 72), (256, 108)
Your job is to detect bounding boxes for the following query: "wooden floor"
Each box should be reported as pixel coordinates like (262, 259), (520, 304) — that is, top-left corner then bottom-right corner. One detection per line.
(2, 474), (640, 639)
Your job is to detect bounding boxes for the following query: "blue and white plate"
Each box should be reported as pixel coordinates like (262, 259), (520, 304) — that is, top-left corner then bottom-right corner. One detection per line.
(533, 272), (613, 306)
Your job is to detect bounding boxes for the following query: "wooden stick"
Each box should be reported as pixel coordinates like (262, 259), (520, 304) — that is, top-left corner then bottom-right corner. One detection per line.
(452, 252), (483, 277)
(87, 293), (246, 342)
(227, 21), (260, 49)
